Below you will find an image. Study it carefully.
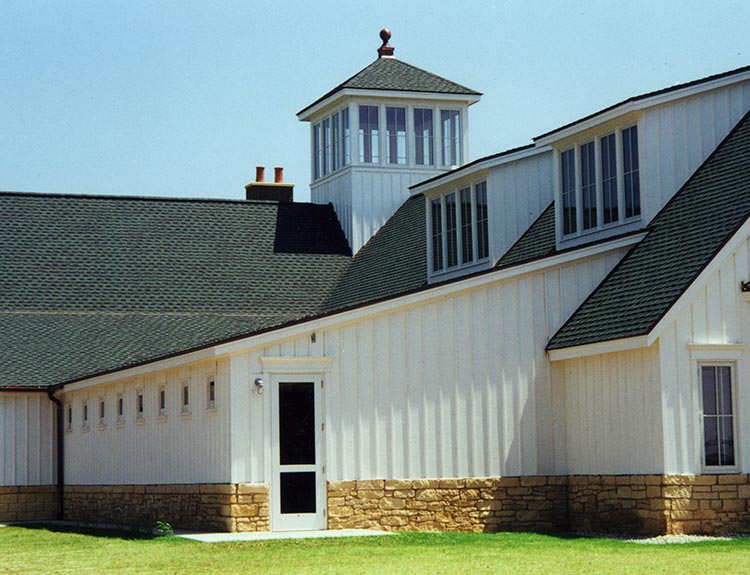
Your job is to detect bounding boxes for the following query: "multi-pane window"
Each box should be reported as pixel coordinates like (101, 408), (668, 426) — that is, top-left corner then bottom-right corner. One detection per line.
(559, 126), (640, 237)
(359, 105), (379, 163)
(580, 141), (596, 230)
(701, 365), (735, 468)
(332, 113), (341, 171)
(561, 149), (576, 235)
(431, 198), (443, 271)
(414, 108), (434, 166)
(430, 181), (490, 273)
(313, 123), (322, 180)
(441, 110), (461, 166)
(322, 118), (331, 177)
(460, 187), (473, 264)
(445, 193), (458, 268)
(386, 107), (406, 165)
(623, 125), (640, 218)
(601, 133), (618, 224)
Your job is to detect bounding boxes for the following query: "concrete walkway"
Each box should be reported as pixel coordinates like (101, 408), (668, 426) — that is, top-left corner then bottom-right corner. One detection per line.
(175, 529), (394, 543)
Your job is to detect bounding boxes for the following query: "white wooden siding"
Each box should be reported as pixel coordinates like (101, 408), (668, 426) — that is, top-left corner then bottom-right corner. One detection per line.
(231, 248), (628, 483)
(488, 151), (554, 260)
(63, 359), (231, 485)
(0, 393), (56, 486)
(554, 346), (663, 475)
(657, 231), (750, 474)
(640, 81), (750, 224)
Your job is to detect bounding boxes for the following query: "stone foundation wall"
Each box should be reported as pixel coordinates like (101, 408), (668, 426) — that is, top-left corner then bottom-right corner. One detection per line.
(0, 486), (58, 522)
(327, 477), (568, 533)
(63, 483), (269, 532)
(568, 474), (750, 535)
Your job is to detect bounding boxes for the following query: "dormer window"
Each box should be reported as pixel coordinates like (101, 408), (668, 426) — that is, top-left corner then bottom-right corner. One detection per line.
(559, 124), (641, 239)
(430, 181), (489, 274)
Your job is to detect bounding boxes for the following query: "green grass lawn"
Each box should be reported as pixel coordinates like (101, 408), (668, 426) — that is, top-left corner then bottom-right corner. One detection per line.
(2, 525), (750, 575)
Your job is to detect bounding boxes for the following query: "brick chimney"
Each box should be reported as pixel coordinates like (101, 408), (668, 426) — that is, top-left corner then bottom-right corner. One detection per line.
(245, 166), (294, 202)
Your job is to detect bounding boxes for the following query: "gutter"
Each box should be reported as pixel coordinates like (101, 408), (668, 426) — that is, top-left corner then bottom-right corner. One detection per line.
(45, 386), (64, 520)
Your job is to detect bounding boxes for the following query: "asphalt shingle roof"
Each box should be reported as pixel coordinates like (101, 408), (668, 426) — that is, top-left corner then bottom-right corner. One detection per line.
(547, 109), (750, 350)
(0, 194), (352, 387)
(298, 57), (480, 116)
(496, 202), (556, 268)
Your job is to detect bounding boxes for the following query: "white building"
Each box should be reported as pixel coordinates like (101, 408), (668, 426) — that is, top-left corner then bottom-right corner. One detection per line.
(3, 31), (750, 535)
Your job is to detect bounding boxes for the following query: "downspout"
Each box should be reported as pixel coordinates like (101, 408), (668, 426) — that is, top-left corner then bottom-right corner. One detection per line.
(46, 386), (64, 520)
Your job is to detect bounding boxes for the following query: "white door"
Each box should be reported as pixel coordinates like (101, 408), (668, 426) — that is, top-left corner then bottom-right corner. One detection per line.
(270, 374), (326, 531)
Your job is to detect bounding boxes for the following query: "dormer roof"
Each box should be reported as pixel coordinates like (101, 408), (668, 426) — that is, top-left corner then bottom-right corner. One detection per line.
(297, 57), (481, 120)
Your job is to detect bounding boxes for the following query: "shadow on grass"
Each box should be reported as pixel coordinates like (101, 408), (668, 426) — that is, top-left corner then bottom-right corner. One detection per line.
(5, 521), (163, 541)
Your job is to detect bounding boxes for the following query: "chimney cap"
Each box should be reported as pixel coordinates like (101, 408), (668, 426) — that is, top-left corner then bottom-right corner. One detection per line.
(377, 28), (394, 58)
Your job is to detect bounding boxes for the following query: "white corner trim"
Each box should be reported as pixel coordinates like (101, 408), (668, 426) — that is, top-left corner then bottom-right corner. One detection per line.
(259, 356), (334, 373)
(688, 343), (747, 360)
(547, 335), (649, 362)
(647, 216), (750, 347)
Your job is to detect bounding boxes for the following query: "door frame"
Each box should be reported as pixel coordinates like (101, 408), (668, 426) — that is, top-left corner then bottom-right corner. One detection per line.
(269, 372), (326, 531)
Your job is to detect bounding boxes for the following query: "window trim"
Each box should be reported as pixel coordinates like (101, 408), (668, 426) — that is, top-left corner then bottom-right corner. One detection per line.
(557, 122), (641, 241)
(428, 180), (491, 276)
(697, 361), (740, 473)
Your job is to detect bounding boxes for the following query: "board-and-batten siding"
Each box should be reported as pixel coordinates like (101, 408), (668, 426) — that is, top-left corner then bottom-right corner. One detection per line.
(657, 231), (750, 475)
(488, 151), (554, 261)
(0, 393), (56, 486)
(230, 248), (628, 484)
(640, 80), (750, 225)
(63, 359), (231, 485)
(554, 346), (663, 475)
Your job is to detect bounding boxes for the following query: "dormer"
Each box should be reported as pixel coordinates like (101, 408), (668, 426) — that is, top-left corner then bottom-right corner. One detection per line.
(298, 30), (481, 254)
(535, 66), (750, 250)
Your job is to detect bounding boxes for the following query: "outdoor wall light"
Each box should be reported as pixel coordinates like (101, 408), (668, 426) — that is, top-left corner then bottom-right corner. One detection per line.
(254, 377), (264, 394)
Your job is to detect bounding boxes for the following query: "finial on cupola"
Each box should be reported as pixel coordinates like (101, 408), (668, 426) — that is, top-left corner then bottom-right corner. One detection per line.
(377, 28), (395, 58)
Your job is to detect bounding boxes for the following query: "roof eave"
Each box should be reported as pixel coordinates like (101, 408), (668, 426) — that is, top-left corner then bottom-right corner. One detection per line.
(298, 88), (481, 122)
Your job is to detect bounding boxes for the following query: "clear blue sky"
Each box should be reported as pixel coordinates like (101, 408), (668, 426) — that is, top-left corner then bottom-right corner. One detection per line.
(2, 1), (749, 203)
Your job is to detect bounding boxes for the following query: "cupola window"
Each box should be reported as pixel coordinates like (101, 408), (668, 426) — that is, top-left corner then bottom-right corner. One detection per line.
(359, 105), (380, 163)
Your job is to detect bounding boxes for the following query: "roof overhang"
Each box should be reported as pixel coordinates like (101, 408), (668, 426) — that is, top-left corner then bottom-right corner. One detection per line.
(534, 68), (750, 147)
(409, 145), (551, 195)
(298, 88), (481, 122)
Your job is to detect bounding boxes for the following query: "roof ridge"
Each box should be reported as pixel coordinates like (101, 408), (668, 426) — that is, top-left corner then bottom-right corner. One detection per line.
(0, 190), (323, 208)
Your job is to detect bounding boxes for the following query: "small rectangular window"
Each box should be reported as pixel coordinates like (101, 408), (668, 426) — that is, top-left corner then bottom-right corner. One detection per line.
(414, 108), (434, 166)
(580, 141), (596, 230)
(358, 105), (379, 163)
(159, 387), (167, 416)
(66, 404), (72, 430)
(99, 399), (105, 424)
(182, 383), (190, 412)
(701, 365), (735, 468)
(322, 117), (331, 176)
(207, 379), (216, 409)
(601, 133), (618, 224)
(622, 125), (640, 218)
(117, 395), (124, 422)
(313, 123), (322, 180)
(431, 198), (443, 271)
(82, 400), (89, 428)
(475, 182), (489, 260)
(460, 187), (473, 264)
(386, 107), (406, 164)
(136, 391), (144, 420)
(561, 149), (577, 235)
(441, 110), (461, 166)
(445, 192), (458, 267)
(332, 112), (341, 171)
(342, 107), (350, 166)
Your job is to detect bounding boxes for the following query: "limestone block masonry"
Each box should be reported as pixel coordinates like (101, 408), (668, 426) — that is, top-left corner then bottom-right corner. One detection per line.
(327, 477), (568, 532)
(0, 486), (58, 522)
(63, 484), (269, 532)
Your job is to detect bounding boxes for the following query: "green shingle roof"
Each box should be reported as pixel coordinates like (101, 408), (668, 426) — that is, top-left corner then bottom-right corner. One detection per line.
(496, 203), (556, 268)
(0, 193), (352, 387)
(298, 57), (480, 116)
(547, 110), (750, 351)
